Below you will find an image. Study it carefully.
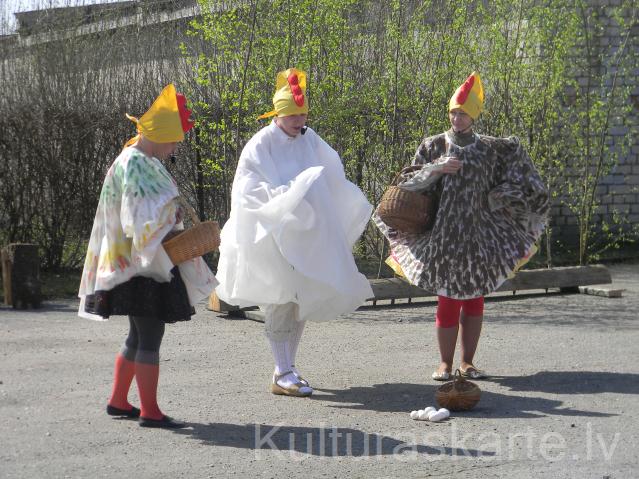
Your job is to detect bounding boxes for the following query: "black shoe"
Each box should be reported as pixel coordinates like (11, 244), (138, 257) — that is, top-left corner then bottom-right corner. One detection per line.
(139, 415), (186, 429)
(106, 404), (141, 418)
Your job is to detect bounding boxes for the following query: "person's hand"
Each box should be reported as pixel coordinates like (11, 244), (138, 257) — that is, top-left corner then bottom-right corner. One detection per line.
(435, 155), (462, 175)
(162, 230), (181, 242)
(175, 206), (184, 224)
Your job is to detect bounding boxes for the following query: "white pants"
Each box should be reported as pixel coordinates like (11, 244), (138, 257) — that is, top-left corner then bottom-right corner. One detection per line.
(262, 302), (300, 342)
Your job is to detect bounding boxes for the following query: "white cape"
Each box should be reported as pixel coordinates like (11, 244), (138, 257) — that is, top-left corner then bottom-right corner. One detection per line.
(215, 122), (373, 321)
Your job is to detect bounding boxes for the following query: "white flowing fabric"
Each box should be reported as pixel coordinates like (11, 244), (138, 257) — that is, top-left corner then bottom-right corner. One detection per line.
(215, 121), (373, 322)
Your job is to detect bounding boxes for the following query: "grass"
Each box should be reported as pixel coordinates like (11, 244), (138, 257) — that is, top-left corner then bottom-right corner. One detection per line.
(0, 269), (81, 303)
(40, 270), (82, 300)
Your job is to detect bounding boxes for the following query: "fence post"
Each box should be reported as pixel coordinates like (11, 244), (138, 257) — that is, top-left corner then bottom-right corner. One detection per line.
(1, 243), (42, 309)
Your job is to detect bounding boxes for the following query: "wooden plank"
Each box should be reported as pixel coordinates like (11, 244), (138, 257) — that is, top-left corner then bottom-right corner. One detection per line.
(208, 290), (240, 312)
(368, 264), (612, 301)
(497, 264), (611, 292)
(366, 277), (430, 301)
(1, 248), (12, 306)
(578, 286), (624, 298)
(1, 243), (42, 309)
(207, 290), (259, 316)
(206, 264), (614, 312)
(242, 310), (266, 322)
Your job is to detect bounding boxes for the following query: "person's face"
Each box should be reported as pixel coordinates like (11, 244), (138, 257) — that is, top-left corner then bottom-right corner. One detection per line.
(449, 109), (473, 133)
(275, 113), (307, 137)
(154, 141), (178, 160)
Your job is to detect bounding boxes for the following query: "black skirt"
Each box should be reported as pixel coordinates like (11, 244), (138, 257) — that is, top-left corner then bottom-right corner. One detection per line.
(84, 267), (195, 323)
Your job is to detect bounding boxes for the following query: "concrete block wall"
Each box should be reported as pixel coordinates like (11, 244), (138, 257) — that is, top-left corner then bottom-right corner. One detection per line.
(550, 0), (639, 250)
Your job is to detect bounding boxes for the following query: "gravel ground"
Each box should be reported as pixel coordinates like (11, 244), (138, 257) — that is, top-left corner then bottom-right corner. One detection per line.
(1, 263), (637, 478)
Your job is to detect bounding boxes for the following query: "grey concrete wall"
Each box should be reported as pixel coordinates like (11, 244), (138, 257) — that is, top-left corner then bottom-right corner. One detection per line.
(550, 0), (638, 250)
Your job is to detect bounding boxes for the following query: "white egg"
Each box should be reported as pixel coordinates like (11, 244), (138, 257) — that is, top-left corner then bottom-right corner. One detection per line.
(423, 406), (436, 415)
(428, 410), (448, 422)
(437, 408), (450, 419)
(417, 410), (430, 420)
(410, 410), (419, 420)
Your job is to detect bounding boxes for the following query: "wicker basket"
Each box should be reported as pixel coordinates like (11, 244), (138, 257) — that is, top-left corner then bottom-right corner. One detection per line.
(377, 165), (437, 234)
(162, 197), (220, 265)
(435, 369), (481, 411)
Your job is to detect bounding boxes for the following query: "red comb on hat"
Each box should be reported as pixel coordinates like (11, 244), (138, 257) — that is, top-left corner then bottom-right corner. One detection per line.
(455, 74), (475, 105)
(176, 93), (195, 133)
(287, 73), (305, 107)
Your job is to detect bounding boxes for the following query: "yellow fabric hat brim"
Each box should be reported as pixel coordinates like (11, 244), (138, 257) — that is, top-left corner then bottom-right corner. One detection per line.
(449, 91), (483, 119)
(125, 84), (185, 146)
(258, 68), (309, 119)
(449, 72), (485, 120)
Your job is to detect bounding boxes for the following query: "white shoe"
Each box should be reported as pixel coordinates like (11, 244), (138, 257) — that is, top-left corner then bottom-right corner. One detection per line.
(291, 365), (310, 387)
(270, 371), (313, 397)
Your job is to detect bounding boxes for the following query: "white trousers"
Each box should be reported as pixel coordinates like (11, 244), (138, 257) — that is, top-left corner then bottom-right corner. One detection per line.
(262, 302), (301, 341)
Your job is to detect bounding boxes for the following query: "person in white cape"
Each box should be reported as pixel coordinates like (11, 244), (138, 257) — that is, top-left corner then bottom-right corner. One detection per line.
(215, 68), (373, 397)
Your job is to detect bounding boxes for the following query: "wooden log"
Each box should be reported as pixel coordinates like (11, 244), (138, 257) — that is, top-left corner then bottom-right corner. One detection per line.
(242, 310), (266, 322)
(208, 290), (240, 312)
(1, 243), (42, 309)
(367, 277), (432, 301)
(578, 286), (624, 298)
(206, 264), (614, 313)
(368, 264), (612, 301)
(1, 248), (12, 306)
(497, 264), (611, 292)
(207, 290), (258, 318)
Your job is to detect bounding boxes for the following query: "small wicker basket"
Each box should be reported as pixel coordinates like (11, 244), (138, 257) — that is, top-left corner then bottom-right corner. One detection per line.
(162, 197), (220, 265)
(377, 165), (437, 234)
(435, 369), (481, 411)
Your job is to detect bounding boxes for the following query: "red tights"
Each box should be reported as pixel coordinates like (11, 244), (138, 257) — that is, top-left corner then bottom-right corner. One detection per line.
(435, 295), (484, 328)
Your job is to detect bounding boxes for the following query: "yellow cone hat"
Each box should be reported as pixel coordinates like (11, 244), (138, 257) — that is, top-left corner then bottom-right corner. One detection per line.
(258, 68), (309, 119)
(449, 72), (484, 119)
(124, 84), (194, 147)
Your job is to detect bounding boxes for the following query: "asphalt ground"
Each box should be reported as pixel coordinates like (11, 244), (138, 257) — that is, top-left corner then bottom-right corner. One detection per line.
(1, 262), (637, 478)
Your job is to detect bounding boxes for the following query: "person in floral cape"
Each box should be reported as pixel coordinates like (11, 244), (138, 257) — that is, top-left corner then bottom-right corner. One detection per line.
(78, 84), (218, 428)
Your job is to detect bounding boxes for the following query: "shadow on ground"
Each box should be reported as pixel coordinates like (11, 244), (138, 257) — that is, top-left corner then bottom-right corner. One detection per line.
(0, 301), (78, 314)
(492, 371), (639, 395)
(309, 380), (617, 419)
(171, 421), (493, 458)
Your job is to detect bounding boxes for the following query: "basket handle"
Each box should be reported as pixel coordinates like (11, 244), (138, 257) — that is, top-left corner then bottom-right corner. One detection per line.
(390, 164), (423, 186)
(452, 368), (466, 388)
(176, 196), (201, 225)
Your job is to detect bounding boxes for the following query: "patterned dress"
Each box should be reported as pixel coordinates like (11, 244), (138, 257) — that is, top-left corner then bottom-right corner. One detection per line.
(374, 129), (549, 299)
